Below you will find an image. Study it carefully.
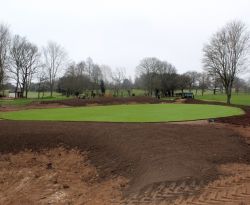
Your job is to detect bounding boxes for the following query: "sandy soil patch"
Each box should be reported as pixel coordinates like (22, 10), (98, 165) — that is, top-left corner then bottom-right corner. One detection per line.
(0, 147), (127, 205)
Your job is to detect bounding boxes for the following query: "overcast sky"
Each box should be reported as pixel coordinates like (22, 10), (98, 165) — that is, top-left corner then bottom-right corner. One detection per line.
(0, 0), (250, 78)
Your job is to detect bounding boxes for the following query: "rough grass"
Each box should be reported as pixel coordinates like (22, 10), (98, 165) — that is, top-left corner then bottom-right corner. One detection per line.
(0, 104), (244, 122)
(0, 92), (69, 106)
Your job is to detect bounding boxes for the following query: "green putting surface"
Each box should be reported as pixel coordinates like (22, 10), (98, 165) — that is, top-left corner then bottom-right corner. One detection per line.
(0, 104), (244, 122)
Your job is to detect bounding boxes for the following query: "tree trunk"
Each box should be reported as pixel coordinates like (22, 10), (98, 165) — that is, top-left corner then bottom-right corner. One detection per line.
(226, 86), (232, 104)
(226, 93), (231, 104)
(50, 83), (53, 97)
(1, 81), (4, 96)
(15, 81), (18, 98)
(25, 85), (28, 98)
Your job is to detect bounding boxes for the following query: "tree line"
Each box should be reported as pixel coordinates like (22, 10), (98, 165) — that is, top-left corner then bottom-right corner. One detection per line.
(0, 24), (67, 98)
(135, 20), (250, 103)
(0, 20), (250, 104)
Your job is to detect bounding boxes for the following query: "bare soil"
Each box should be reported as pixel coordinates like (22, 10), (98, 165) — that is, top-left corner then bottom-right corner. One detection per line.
(0, 120), (250, 204)
(0, 103), (69, 112)
(0, 96), (170, 112)
(0, 147), (127, 205)
(40, 96), (171, 107)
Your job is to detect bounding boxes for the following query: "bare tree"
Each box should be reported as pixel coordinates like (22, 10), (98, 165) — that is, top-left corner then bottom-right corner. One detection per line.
(136, 58), (179, 97)
(208, 71), (222, 95)
(58, 64), (92, 97)
(203, 20), (250, 104)
(23, 42), (40, 98)
(91, 64), (103, 89)
(8, 35), (40, 98)
(86, 57), (94, 79)
(158, 61), (177, 75)
(185, 71), (199, 93)
(234, 77), (246, 94)
(177, 74), (191, 94)
(136, 57), (161, 95)
(8, 35), (26, 97)
(158, 61), (178, 97)
(37, 65), (48, 99)
(122, 77), (133, 96)
(65, 62), (77, 76)
(198, 72), (209, 96)
(100, 64), (112, 83)
(112, 67), (126, 96)
(43, 41), (67, 97)
(76, 61), (86, 76)
(0, 24), (10, 96)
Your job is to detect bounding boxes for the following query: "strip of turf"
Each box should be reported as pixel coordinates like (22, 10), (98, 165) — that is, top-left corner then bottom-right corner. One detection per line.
(196, 93), (250, 106)
(0, 104), (244, 122)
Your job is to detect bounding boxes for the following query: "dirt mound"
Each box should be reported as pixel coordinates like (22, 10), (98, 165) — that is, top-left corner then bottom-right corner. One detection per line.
(0, 121), (249, 204)
(0, 103), (68, 112)
(184, 98), (229, 106)
(41, 96), (170, 107)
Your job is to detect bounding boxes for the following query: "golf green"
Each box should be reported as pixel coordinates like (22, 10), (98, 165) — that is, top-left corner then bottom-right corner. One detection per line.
(0, 104), (244, 122)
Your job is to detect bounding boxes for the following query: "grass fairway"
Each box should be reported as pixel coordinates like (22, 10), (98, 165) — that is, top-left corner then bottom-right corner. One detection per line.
(0, 95), (69, 107)
(0, 104), (244, 122)
(196, 93), (250, 106)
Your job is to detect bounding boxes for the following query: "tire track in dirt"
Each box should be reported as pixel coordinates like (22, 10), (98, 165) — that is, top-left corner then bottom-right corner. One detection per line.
(176, 164), (250, 205)
(123, 123), (250, 205)
(123, 164), (250, 205)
